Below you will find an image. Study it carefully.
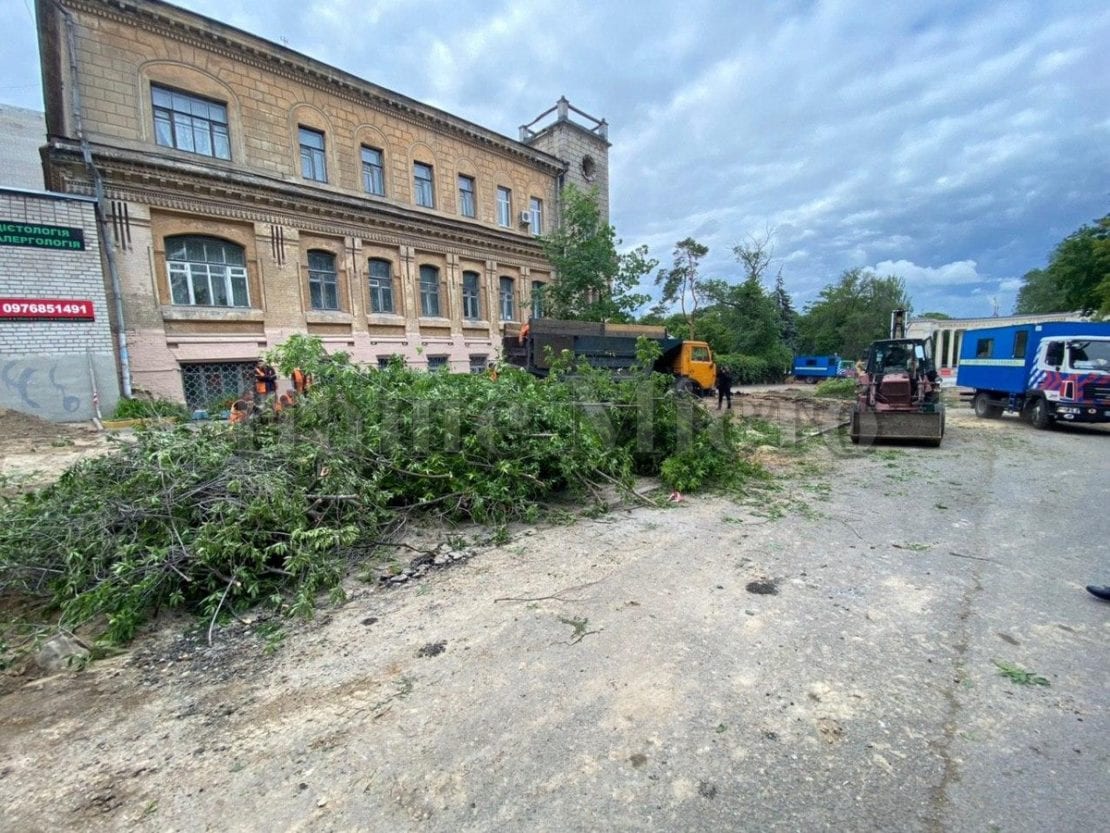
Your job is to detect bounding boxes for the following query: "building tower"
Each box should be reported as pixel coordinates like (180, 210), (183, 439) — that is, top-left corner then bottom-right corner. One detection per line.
(520, 97), (610, 226)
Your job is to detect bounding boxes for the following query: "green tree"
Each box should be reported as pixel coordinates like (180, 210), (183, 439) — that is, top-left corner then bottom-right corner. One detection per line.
(538, 184), (654, 321)
(654, 237), (709, 339)
(1014, 215), (1110, 316)
(917, 311), (953, 320)
(771, 273), (799, 349)
(797, 268), (912, 358)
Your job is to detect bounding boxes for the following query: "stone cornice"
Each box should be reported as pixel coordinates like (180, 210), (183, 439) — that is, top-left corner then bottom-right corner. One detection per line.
(59, 0), (567, 175)
(45, 141), (553, 269)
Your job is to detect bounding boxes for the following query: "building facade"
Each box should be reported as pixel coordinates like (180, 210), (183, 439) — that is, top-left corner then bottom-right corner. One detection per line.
(36, 0), (602, 411)
(0, 187), (120, 420)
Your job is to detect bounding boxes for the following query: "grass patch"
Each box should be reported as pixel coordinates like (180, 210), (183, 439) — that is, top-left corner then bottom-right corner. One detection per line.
(993, 659), (1050, 686)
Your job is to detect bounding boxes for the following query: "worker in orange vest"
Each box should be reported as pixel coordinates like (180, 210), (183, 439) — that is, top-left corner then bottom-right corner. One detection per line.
(291, 367), (312, 394)
(255, 362), (277, 397)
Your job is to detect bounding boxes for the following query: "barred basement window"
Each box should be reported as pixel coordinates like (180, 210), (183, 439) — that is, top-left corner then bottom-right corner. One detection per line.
(427, 355), (449, 371)
(469, 355), (488, 374)
(308, 250), (339, 310)
(166, 236), (249, 307)
(181, 361), (256, 412)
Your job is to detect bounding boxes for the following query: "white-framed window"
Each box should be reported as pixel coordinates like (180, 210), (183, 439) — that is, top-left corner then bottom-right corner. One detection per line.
(152, 85), (230, 160)
(419, 265), (441, 317)
(462, 270), (481, 320)
(368, 258), (394, 314)
(414, 162), (435, 207)
(499, 276), (515, 321)
(166, 236), (249, 307)
(496, 186), (512, 227)
(361, 146), (385, 196)
(531, 281), (545, 319)
(529, 197), (543, 235)
(308, 250), (339, 310)
(458, 174), (476, 218)
(299, 127), (327, 182)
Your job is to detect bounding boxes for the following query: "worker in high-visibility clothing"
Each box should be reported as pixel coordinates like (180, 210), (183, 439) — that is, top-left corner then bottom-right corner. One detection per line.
(291, 367), (311, 394)
(255, 362), (277, 397)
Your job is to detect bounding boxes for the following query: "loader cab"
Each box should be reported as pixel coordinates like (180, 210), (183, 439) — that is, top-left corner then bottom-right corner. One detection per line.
(866, 339), (935, 376)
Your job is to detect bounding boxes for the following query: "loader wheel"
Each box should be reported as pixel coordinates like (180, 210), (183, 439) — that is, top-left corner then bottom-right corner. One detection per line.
(1028, 397), (1053, 430)
(972, 393), (1002, 419)
(849, 408), (861, 445)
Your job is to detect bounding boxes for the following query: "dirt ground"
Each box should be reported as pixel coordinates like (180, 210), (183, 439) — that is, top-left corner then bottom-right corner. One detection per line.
(0, 408), (117, 495)
(1, 394), (1106, 833)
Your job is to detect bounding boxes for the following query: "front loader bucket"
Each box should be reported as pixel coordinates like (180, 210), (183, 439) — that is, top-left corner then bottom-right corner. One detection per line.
(851, 406), (945, 447)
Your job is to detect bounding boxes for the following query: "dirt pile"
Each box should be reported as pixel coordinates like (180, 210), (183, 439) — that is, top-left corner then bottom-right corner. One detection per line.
(0, 407), (87, 444)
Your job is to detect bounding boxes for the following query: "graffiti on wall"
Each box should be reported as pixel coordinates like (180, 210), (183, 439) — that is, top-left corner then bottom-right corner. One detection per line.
(2, 359), (84, 415)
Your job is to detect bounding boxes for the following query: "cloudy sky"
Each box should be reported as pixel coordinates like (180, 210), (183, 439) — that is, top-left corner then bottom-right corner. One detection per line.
(3, 0), (1108, 316)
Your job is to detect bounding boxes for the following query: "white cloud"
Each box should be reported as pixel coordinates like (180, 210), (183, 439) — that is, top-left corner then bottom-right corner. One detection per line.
(872, 259), (983, 287)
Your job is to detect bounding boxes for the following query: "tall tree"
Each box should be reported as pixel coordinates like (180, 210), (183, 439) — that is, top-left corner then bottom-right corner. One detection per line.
(771, 273), (799, 350)
(654, 237), (709, 339)
(797, 268), (912, 358)
(1014, 214), (1110, 316)
(538, 184), (654, 321)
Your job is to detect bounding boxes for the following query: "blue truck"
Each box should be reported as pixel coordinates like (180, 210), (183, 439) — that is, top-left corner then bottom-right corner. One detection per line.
(956, 321), (1110, 428)
(792, 354), (851, 383)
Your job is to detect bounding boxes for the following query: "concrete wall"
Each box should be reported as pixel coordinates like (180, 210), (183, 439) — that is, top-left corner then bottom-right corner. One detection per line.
(0, 189), (120, 420)
(0, 105), (46, 192)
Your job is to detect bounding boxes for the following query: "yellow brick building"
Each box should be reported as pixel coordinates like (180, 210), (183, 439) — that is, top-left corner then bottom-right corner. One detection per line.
(36, 0), (609, 410)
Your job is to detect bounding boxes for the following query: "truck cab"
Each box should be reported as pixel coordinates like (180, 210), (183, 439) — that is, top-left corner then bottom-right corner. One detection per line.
(668, 341), (716, 393)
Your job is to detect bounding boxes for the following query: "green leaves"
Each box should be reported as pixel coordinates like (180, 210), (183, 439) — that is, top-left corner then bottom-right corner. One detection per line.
(0, 337), (766, 646)
(537, 184), (654, 321)
(1015, 214), (1110, 316)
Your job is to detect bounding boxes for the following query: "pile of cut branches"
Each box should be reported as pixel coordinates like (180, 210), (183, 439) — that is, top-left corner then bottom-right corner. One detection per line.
(0, 336), (765, 643)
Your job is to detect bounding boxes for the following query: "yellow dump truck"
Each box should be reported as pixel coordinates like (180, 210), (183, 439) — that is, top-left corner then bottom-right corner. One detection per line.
(502, 318), (717, 394)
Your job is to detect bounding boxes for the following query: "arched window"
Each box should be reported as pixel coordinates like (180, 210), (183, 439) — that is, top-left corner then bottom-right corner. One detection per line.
(499, 276), (515, 321)
(308, 250), (339, 310)
(166, 236), (248, 307)
(419, 265), (441, 317)
(462, 270), (481, 319)
(368, 258), (394, 314)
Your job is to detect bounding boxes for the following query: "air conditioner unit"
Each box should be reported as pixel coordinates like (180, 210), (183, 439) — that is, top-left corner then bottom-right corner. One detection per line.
(519, 210), (533, 225)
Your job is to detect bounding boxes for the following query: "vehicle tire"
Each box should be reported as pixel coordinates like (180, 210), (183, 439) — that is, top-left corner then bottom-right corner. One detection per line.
(973, 392), (1002, 419)
(1028, 396), (1053, 430)
(850, 407), (861, 445)
(674, 377), (695, 396)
